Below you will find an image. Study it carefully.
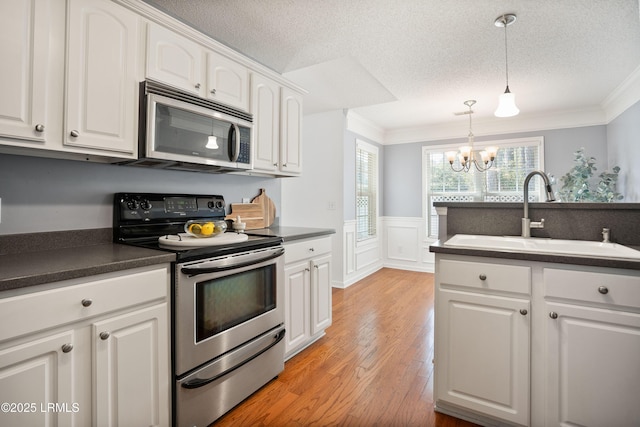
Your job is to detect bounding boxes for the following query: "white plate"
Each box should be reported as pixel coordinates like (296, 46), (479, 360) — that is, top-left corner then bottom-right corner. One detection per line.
(158, 232), (248, 248)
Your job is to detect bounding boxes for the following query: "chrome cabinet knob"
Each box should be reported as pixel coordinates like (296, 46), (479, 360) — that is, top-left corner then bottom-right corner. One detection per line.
(210, 88), (216, 95)
(70, 130), (79, 137)
(479, 274), (487, 281)
(61, 344), (73, 353)
(283, 163), (288, 167)
(35, 124), (44, 132)
(99, 332), (110, 341)
(81, 299), (92, 307)
(195, 83), (201, 89)
(520, 309), (528, 315)
(598, 286), (609, 295)
(549, 312), (558, 319)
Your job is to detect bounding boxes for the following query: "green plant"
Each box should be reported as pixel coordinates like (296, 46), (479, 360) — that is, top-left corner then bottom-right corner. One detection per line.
(557, 148), (623, 202)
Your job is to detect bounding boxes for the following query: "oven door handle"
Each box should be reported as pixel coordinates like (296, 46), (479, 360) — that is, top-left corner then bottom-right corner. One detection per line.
(181, 328), (286, 390)
(180, 248), (284, 276)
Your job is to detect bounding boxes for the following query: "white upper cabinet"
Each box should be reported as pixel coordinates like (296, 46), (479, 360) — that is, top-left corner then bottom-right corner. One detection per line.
(65, 0), (140, 156)
(279, 86), (303, 175)
(146, 23), (249, 111)
(146, 23), (203, 95)
(0, 0), (63, 147)
(251, 73), (280, 172)
(206, 51), (249, 111)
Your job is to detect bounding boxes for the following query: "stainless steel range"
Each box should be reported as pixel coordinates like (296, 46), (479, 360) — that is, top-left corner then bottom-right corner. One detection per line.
(113, 192), (285, 427)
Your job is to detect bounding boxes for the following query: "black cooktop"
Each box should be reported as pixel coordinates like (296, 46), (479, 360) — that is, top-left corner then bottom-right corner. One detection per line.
(113, 192), (282, 262)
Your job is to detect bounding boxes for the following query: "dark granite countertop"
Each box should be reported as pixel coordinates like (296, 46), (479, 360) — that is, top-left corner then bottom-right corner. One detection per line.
(430, 238), (640, 271)
(247, 226), (335, 242)
(0, 229), (175, 293)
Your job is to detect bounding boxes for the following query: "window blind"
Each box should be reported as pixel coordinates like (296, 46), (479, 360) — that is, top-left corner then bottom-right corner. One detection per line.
(356, 141), (378, 241)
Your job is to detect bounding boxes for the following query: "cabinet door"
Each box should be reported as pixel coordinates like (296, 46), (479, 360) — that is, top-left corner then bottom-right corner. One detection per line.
(146, 23), (203, 95)
(65, 0), (139, 156)
(0, 0), (59, 145)
(279, 86), (303, 174)
(251, 73), (280, 172)
(93, 303), (169, 427)
(311, 254), (332, 335)
(0, 330), (81, 427)
(545, 302), (640, 427)
(284, 262), (311, 355)
(435, 289), (530, 426)
(206, 51), (249, 111)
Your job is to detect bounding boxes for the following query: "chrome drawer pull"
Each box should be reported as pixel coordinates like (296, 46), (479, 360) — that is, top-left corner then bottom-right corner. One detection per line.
(549, 312), (558, 319)
(598, 286), (609, 295)
(61, 344), (73, 353)
(520, 309), (528, 316)
(99, 332), (110, 341)
(81, 299), (92, 307)
(479, 274), (487, 281)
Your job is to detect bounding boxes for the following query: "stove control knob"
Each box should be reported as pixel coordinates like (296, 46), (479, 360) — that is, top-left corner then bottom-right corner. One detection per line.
(126, 199), (139, 210)
(216, 200), (224, 209)
(207, 201), (215, 209)
(140, 200), (152, 210)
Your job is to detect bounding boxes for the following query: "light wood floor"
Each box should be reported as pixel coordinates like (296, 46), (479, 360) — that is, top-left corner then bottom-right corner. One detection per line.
(213, 268), (479, 426)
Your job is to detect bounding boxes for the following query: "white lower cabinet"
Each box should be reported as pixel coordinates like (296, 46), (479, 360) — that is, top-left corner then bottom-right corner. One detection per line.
(284, 236), (332, 358)
(435, 257), (531, 426)
(543, 268), (640, 427)
(0, 265), (170, 427)
(435, 254), (640, 427)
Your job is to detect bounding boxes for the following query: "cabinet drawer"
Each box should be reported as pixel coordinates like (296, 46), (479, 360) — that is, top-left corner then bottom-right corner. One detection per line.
(0, 265), (169, 342)
(284, 236), (331, 264)
(438, 259), (531, 295)
(544, 268), (640, 309)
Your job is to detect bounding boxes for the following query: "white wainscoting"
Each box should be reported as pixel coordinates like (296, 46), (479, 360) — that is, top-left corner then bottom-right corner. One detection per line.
(382, 217), (435, 273)
(339, 217), (434, 288)
(339, 220), (383, 288)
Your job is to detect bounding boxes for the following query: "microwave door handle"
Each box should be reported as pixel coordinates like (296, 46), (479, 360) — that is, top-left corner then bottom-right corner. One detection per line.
(230, 123), (240, 162)
(181, 248), (284, 276)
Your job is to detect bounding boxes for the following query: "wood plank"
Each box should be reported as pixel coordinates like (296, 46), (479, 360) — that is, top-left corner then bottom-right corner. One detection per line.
(211, 268), (479, 427)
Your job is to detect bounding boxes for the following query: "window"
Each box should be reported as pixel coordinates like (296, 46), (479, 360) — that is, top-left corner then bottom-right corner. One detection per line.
(423, 137), (544, 238)
(356, 140), (379, 242)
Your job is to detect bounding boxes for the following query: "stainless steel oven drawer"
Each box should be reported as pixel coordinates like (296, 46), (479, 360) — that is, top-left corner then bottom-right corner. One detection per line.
(175, 325), (285, 427)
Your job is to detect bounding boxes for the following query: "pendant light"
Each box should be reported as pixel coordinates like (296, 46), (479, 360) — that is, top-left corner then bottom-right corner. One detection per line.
(445, 100), (498, 172)
(494, 14), (519, 117)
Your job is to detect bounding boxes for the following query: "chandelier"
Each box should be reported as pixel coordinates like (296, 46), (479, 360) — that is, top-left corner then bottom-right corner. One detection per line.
(494, 13), (520, 117)
(445, 100), (498, 172)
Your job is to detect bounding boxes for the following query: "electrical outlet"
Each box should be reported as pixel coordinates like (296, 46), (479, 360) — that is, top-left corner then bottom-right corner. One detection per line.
(242, 198), (250, 204)
(327, 201), (336, 210)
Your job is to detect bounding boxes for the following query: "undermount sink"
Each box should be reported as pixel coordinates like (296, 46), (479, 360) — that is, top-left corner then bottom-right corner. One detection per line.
(443, 234), (640, 260)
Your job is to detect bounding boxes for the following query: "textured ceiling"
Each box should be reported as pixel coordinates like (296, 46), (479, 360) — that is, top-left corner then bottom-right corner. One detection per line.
(143, 0), (640, 137)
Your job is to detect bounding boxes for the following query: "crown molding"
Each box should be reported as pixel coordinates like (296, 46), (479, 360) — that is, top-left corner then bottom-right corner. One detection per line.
(602, 64), (640, 123)
(345, 111), (385, 143)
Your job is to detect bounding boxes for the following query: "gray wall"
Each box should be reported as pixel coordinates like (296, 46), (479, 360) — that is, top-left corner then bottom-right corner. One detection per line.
(0, 154), (281, 235)
(608, 100), (640, 202)
(382, 125), (608, 218)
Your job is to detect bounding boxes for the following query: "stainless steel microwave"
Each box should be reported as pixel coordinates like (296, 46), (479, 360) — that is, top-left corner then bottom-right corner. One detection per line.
(127, 80), (253, 172)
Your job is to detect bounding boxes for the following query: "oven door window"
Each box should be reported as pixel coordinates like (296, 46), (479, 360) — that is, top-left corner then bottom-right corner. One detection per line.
(195, 264), (276, 342)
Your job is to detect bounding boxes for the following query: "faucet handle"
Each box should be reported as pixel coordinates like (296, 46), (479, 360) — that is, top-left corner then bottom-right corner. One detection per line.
(530, 218), (545, 229)
(602, 228), (611, 243)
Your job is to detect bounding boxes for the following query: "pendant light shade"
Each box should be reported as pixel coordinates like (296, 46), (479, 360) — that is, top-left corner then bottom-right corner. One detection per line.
(494, 14), (519, 117)
(495, 86), (519, 117)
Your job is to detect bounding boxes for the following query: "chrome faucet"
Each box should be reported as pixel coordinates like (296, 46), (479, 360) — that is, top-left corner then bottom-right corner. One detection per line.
(522, 171), (556, 237)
